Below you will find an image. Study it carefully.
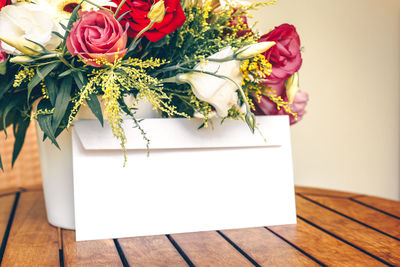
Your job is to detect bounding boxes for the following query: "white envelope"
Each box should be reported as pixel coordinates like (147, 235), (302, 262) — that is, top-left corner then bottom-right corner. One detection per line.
(72, 115), (296, 241)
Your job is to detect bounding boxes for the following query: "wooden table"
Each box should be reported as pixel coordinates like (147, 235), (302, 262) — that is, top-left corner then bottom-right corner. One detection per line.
(0, 187), (399, 266)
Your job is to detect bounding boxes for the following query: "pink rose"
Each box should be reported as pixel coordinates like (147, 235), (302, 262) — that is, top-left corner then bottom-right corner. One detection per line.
(254, 81), (309, 125)
(259, 24), (302, 81)
(66, 10), (128, 67)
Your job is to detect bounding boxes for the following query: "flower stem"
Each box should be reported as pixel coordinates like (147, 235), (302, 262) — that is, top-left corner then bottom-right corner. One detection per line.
(127, 14), (162, 51)
(114, 0), (127, 18)
(83, 0), (113, 13)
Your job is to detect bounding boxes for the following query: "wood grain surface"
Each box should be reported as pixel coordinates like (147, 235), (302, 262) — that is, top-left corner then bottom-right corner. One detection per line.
(0, 195), (14, 246)
(220, 227), (319, 266)
(306, 195), (400, 239)
(353, 195), (400, 218)
(170, 231), (253, 266)
(118, 235), (188, 266)
(269, 218), (386, 266)
(294, 186), (361, 198)
(0, 124), (42, 194)
(62, 230), (122, 267)
(1, 191), (59, 266)
(296, 194), (400, 265)
(0, 187), (399, 266)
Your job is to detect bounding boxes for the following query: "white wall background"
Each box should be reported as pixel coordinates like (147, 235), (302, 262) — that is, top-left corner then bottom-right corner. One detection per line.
(252, 0), (400, 200)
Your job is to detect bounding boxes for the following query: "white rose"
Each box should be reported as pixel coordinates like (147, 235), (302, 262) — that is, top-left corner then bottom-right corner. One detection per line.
(176, 47), (242, 117)
(0, 3), (62, 55)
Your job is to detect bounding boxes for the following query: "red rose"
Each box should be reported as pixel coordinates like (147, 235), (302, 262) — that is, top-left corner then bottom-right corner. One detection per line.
(112, 0), (186, 42)
(253, 81), (309, 125)
(66, 10), (128, 67)
(259, 24), (302, 81)
(0, 0), (10, 10)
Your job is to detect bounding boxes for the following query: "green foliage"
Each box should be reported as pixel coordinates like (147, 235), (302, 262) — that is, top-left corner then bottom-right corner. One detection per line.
(0, 1), (269, 169)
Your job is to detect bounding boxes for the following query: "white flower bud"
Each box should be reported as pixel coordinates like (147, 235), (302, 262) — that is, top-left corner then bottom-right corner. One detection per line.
(235, 41), (275, 59)
(285, 72), (300, 104)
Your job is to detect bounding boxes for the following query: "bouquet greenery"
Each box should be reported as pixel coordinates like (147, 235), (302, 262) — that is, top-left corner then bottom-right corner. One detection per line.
(0, 0), (308, 169)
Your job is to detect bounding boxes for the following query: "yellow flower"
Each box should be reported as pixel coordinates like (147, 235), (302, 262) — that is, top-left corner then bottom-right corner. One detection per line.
(148, 0), (166, 23)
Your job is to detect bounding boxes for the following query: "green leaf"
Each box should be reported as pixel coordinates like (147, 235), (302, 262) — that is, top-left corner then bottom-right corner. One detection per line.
(58, 69), (72, 78)
(27, 62), (59, 103)
(0, 154), (3, 171)
(72, 71), (87, 89)
(0, 72), (14, 100)
(25, 38), (48, 53)
(52, 31), (64, 39)
(86, 94), (104, 126)
(61, 3), (81, 53)
(44, 77), (57, 106)
(1, 97), (21, 137)
(52, 76), (72, 130)
(72, 72), (104, 126)
(37, 99), (59, 149)
(12, 117), (30, 167)
(118, 98), (133, 116)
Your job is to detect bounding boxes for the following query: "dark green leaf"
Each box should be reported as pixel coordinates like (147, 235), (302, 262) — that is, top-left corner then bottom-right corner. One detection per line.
(117, 10), (131, 22)
(1, 97), (21, 137)
(54, 102), (73, 138)
(24, 38), (48, 53)
(86, 94), (104, 126)
(118, 98), (133, 116)
(0, 72), (14, 100)
(72, 72), (84, 88)
(27, 62), (59, 103)
(59, 23), (68, 31)
(37, 99), (59, 149)
(72, 72), (103, 126)
(12, 117), (30, 167)
(58, 69), (72, 78)
(62, 3), (81, 52)
(52, 76), (72, 130)
(52, 31), (64, 39)
(44, 77), (57, 106)
(0, 154), (3, 171)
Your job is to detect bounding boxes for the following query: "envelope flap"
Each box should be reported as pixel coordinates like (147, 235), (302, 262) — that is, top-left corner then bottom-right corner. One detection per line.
(73, 115), (289, 150)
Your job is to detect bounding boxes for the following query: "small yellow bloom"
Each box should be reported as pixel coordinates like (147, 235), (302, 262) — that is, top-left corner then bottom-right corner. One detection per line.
(148, 0), (165, 23)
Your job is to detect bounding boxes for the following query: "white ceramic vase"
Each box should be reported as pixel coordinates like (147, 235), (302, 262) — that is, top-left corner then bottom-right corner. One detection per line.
(36, 99), (158, 229)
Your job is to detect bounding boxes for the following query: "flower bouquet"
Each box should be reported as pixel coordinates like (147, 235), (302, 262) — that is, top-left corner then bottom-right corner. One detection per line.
(0, 0), (308, 231)
(0, 0), (308, 170)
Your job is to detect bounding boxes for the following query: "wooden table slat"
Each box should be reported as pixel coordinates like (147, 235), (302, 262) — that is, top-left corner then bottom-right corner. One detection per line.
(296, 195), (400, 266)
(0, 194), (15, 248)
(295, 186), (360, 198)
(306, 195), (400, 239)
(62, 230), (122, 267)
(118, 235), (188, 266)
(269, 218), (386, 266)
(220, 227), (319, 266)
(352, 195), (400, 218)
(1, 191), (60, 266)
(171, 231), (254, 267)
(0, 187), (399, 265)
